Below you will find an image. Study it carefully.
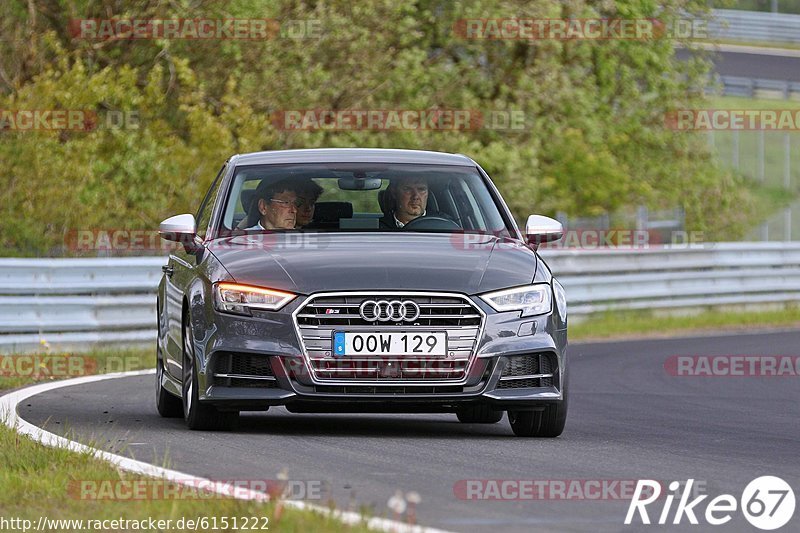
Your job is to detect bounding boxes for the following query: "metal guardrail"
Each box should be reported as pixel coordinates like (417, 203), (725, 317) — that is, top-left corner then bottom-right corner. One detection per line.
(709, 8), (800, 44)
(0, 258), (163, 353)
(719, 75), (800, 99)
(539, 242), (800, 315)
(1, 243), (799, 352)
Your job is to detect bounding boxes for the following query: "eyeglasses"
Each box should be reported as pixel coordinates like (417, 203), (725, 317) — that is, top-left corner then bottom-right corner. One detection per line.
(269, 198), (304, 209)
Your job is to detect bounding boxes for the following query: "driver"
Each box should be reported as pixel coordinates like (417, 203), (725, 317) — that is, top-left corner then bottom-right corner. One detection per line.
(246, 179), (300, 230)
(379, 176), (432, 229)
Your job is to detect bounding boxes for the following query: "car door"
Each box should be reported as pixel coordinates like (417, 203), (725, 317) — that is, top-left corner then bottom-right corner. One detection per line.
(162, 163), (227, 379)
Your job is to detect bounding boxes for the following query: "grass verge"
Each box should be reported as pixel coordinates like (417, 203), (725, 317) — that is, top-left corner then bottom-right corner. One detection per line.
(0, 421), (370, 532)
(706, 96), (800, 110)
(0, 348), (373, 532)
(704, 96), (800, 192)
(570, 306), (800, 342)
(0, 347), (154, 391)
(700, 38), (800, 52)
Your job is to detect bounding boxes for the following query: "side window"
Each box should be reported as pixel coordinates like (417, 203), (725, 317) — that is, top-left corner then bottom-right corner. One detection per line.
(195, 164), (226, 239)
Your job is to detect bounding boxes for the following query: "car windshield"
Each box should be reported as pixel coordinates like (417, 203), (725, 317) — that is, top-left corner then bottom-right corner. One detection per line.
(216, 163), (511, 235)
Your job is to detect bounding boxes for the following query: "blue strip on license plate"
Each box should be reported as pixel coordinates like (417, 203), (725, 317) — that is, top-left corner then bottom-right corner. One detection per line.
(333, 332), (346, 357)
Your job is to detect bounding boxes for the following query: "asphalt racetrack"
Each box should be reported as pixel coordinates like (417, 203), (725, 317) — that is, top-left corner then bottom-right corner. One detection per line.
(677, 47), (800, 82)
(17, 331), (800, 532)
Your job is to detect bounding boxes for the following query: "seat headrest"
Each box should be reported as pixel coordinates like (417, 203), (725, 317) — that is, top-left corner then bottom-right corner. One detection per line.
(313, 201), (354, 223)
(241, 189), (256, 212)
(238, 188), (261, 228)
(378, 189), (392, 214)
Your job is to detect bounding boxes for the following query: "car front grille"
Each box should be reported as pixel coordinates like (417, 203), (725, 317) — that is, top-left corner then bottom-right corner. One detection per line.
(313, 384), (466, 394)
(310, 358), (468, 380)
(294, 293), (484, 383)
(496, 353), (557, 389)
(212, 352), (277, 388)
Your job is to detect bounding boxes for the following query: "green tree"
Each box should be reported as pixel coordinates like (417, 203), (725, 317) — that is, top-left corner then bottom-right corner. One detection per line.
(0, 0), (752, 255)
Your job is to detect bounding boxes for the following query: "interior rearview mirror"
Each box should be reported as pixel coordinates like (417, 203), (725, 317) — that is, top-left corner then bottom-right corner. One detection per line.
(338, 177), (383, 190)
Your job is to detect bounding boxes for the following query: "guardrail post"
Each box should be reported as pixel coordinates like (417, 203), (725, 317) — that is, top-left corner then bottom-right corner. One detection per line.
(636, 206), (648, 231)
(556, 211), (568, 228)
(786, 207), (792, 241)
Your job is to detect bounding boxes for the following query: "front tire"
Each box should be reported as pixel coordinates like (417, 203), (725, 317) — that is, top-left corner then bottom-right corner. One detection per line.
(508, 375), (568, 437)
(456, 405), (504, 424)
(182, 316), (238, 431)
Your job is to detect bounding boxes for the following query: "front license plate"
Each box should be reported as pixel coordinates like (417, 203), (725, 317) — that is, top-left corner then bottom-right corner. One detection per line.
(333, 332), (447, 357)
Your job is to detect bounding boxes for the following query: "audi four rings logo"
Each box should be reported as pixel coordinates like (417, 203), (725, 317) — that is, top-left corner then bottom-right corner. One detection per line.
(359, 300), (421, 322)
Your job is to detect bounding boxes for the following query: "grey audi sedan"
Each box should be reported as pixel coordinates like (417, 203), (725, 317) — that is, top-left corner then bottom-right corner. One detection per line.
(156, 148), (568, 437)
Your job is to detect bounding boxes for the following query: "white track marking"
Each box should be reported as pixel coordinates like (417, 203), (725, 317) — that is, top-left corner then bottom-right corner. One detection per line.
(0, 370), (453, 533)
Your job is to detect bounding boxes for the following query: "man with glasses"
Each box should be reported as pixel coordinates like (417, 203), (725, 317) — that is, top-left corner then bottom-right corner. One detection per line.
(246, 179), (302, 230)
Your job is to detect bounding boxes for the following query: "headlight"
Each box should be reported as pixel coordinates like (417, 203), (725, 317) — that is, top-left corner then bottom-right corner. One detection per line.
(480, 283), (553, 317)
(213, 282), (296, 315)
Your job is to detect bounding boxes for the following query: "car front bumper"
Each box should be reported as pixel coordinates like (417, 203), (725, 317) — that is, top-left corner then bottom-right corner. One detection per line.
(188, 292), (567, 413)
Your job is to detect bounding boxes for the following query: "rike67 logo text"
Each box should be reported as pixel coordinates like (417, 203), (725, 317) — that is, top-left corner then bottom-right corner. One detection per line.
(626, 477), (795, 530)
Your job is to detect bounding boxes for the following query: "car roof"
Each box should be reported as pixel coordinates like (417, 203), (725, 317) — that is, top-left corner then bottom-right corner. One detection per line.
(233, 148), (477, 167)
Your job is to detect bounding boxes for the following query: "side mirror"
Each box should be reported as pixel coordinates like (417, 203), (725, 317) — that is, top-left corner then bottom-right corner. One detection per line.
(159, 214), (196, 241)
(159, 214), (202, 254)
(524, 215), (563, 245)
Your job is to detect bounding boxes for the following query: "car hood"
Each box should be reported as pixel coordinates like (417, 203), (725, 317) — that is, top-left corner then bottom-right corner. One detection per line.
(207, 232), (537, 295)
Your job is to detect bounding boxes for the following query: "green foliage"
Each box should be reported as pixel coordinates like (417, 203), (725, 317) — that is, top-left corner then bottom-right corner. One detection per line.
(0, 0), (752, 255)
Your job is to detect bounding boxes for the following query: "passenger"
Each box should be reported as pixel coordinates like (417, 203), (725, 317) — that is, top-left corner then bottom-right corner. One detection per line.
(379, 176), (432, 229)
(293, 179), (324, 228)
(246, 179), (300, 230)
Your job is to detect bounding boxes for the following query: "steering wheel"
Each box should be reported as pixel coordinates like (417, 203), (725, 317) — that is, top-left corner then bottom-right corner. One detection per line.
(401, 216), (461, 231)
